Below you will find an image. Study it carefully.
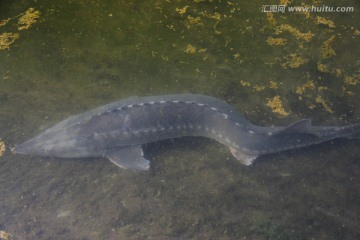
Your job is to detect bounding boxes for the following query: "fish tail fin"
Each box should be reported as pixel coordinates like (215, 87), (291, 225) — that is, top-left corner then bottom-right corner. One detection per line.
(314, 123), (360, 140)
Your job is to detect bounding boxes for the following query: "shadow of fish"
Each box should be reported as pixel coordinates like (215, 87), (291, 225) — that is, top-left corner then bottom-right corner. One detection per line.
(12, 94), (360, 170)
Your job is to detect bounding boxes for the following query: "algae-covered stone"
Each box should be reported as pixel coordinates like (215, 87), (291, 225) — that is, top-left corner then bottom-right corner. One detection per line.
(0, 139), (6, 157)
(0, 33), (19, 50)
(0, 230), (11, 240)
(18, 8), (40, 30)
(266, 96), (289, 116)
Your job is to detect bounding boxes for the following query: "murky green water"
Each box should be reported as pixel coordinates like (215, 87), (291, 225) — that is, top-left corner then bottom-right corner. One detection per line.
(0, 0), (359, 239)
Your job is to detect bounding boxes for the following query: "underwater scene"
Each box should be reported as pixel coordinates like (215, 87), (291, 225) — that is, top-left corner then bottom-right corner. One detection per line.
(0, 0), (359, 239)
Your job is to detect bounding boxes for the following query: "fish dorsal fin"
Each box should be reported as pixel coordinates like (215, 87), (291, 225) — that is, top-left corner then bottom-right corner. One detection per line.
(277, 119), (313, 135)
(105, 145), (150, 171)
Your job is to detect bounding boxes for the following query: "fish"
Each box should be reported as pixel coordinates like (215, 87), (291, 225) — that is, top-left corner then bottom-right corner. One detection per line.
(12, 94), (360, 170)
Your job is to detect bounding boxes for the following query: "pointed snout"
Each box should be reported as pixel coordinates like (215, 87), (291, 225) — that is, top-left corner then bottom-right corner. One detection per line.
(11, 140), (43, 155)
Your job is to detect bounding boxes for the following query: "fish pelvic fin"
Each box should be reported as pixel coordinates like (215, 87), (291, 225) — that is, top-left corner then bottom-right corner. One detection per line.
(105, 145), (150, 171)
(230, 147), (258, 166)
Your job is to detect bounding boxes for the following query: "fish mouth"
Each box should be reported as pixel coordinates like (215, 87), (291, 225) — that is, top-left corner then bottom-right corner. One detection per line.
(11, 146), (16, 154)
(11, 144), (28, 155)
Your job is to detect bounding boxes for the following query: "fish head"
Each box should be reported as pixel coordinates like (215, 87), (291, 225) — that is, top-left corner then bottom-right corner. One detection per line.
(12, 126), (94, 158)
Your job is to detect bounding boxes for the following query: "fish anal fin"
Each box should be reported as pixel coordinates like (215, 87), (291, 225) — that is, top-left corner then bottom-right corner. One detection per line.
(105, 145), (150, 171)
(230, 147), (258, 166)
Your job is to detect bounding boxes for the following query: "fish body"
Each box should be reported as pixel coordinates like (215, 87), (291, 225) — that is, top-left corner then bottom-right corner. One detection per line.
(13, 94), (360, 170)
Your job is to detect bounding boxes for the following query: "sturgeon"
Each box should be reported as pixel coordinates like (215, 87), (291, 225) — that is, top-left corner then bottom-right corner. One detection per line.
(13, 94), (360, 170)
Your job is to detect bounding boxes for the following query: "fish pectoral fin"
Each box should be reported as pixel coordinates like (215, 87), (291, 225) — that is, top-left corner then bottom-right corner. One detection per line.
(105, 145), (150, 171)
(230, 147), (258, 166)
